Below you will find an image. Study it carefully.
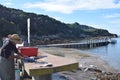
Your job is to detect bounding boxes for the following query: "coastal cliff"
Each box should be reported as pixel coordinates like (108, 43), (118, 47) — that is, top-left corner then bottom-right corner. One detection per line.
(0, 4), (117, 45)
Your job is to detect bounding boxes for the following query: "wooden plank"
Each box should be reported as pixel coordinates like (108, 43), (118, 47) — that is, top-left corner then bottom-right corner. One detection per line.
(24, 52), (78, 76)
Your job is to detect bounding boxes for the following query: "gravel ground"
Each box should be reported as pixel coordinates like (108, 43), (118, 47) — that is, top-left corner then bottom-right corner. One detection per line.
(38, 47), (117, 80)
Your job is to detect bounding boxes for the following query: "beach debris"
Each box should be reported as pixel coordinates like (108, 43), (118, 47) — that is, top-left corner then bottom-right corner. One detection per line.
(79, 64), (83, 68)
(84, 67), (89, 72)
(39, 62), (53, 67)
(84, 64), (98, 72)
(79, 64), (98, 72)
(89, 65), (97, 69)
(96, 72), (120, 80)
(22, 55), (48, 62)
(91, 77), (97, 80)
(59, 75), (70, 80)
(23, 57), (35, 62)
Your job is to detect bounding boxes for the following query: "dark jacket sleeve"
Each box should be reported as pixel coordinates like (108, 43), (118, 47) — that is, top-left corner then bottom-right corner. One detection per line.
(0, 39), (19, 58)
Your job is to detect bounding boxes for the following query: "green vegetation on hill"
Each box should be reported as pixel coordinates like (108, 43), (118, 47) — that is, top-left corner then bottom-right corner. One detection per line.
(0, 4), (117, 45)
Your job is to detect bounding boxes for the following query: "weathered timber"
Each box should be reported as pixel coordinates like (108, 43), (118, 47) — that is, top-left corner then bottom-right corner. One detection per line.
(23, 51), (78, 80)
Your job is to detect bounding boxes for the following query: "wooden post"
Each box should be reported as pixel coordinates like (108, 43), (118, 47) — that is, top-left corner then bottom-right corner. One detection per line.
(27, 18), (30, 46)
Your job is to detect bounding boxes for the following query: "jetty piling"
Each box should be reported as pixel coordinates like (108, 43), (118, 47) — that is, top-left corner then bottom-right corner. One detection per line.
(38, 37), (112, 49)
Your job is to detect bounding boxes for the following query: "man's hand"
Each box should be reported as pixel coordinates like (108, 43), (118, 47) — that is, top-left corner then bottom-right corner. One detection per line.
(14, 54), (22, 59)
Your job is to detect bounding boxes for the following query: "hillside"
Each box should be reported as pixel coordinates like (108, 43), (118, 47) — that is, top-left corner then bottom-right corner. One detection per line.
(0, 4), (117, 45)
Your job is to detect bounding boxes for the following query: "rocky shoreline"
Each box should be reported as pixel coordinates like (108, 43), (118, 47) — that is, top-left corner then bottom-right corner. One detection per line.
(39, 47), (119, 80)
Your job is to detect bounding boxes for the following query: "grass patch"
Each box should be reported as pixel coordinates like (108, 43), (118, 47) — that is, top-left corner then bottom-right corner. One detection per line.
(78, 53), (91, 57)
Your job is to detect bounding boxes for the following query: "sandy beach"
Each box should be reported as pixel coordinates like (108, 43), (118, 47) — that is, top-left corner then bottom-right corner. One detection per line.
(38, 47), (118, 80)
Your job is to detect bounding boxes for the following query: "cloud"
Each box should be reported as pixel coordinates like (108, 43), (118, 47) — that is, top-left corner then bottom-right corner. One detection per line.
(104, 13), (120, 25)
(105, 13), (120, 18)
(24, 0), (75, 14)
(24, 0), (120, 14)
(2, 0), (13, 5)
(5, 2), (12, 5)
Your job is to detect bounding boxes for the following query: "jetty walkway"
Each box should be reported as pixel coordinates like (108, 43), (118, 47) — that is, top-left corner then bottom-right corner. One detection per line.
(38, 37), (113, 48)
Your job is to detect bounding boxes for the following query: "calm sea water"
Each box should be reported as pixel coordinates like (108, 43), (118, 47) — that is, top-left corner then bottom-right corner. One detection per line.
(80, 37), (120, 71)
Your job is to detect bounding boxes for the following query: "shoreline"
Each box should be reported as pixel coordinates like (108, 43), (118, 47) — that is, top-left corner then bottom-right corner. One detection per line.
(39, 47), (117, 72)
(38, 47), (118, 80)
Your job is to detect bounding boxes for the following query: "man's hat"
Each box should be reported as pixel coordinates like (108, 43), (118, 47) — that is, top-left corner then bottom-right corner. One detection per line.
(9, 34), (22, 44)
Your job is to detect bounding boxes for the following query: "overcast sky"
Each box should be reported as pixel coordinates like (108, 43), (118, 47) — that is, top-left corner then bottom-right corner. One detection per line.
(0, 0), (120, 35)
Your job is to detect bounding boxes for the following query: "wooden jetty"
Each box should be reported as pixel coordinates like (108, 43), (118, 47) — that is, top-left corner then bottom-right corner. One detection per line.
(23, 51), (78, 80)
(38, 37), (112, 48)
